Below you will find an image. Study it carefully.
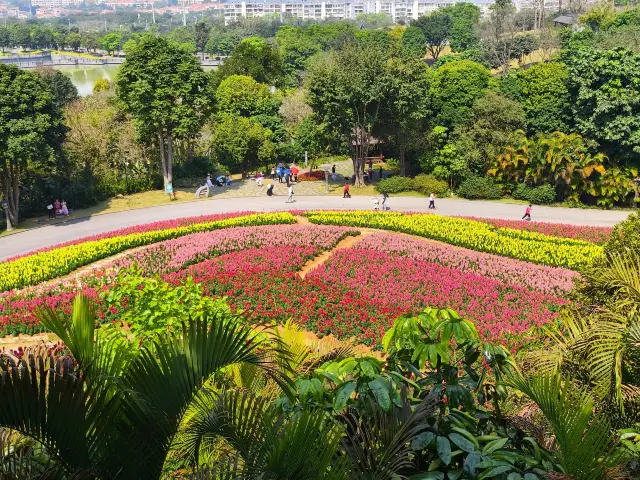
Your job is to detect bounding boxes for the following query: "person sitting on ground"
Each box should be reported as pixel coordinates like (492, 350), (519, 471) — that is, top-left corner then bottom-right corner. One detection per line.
(266, 183), (274, 196)
(343, 182), (351, 198)
(61, 200), (69, 216)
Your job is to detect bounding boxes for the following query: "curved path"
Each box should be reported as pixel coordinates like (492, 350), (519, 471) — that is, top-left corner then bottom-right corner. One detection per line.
(0, 195), (631, 261)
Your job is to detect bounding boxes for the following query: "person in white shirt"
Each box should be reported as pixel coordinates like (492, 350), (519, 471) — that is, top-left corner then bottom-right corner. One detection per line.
(286, 185), (295, 203)
(429, 193), (436, 209)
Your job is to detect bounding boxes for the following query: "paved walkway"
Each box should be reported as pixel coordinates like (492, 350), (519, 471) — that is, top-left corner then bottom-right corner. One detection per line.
(0, 196), (631, 261)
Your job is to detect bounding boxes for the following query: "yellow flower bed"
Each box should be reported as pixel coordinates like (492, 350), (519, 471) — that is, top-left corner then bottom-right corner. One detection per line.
(0, 213), (295, 292)
(305, 211), (602, 270)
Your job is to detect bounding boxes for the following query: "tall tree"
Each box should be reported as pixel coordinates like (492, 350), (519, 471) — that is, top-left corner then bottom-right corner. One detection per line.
(501, 62), (571, 135)
(400, 26), (426, 59)
(100, 32), (122, 55)
(562, 47), (640, 167)
(34, 67), (78, 111)
(0, 27), (10, 52)
(379, 58), (431, 176)
(443, 2), (481, 52)
(194, 22), (211, 52)
(215, 74), (277, 118)
(210, 115), (275, 173)
(413, 11), (452, 61)
(481, 0), (518, 73)
(0, 65), (64, 227)
(218, 36), (283, 86)
(116, 35), (211, 192)
(430, 59), (492, 129)
(306, 42), (393, 187)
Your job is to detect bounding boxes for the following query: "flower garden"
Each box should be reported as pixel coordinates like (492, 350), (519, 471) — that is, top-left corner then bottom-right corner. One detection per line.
(0, 210), (611, 351)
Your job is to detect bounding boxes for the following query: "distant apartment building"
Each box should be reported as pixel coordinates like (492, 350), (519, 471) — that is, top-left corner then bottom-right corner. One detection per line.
(223, 0), (498, 24)
(31, 0), (81, 7)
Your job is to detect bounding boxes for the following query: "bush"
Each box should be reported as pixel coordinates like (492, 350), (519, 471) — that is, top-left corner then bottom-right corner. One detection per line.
(457, 176), (502, 200)
(413, 174), (449, 196)
(512, 183), (555, 205)
(376, 176), (415, 194)
(297, 170), (325, 182)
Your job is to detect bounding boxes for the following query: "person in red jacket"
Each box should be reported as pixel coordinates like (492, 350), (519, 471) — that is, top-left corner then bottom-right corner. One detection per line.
(522, 204), (532, 221)
(343, 182), (351, 198)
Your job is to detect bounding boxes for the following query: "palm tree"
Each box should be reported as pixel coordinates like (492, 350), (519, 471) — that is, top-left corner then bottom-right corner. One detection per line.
(0, 294), (293, 478)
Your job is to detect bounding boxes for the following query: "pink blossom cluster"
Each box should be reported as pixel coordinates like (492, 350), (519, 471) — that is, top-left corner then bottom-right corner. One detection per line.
(462, 216), (611, 244)
(356, 233), (579, 294)
(114, 225), (356, 274)
(2, 211), (255, 264)
(307, 248), (565, 344)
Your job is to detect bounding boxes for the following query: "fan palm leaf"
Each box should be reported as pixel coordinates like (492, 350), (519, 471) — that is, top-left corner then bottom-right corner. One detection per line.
(112, 313), (294, 479)
(505, 373), (620, 480)
(339, 389), (439, 479)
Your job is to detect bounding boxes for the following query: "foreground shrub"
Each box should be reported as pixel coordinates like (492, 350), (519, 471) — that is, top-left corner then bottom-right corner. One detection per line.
(376, 176), (415, 193)
(457, 175), (502, 199)
(305, 211), (602, 269)
(413, 174), (449, 196)
(512, 183), (556, 205)
(0, 212), (295, 292)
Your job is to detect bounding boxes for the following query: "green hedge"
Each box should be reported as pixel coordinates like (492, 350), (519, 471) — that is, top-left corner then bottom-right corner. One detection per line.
(512, 183), (555, 205)
(457, 176), (502, 200)
(376, 176), (415, 194)
(413, 175), (449, 196)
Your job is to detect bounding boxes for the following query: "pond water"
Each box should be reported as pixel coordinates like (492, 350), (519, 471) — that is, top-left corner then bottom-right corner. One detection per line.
(55, 64), (217, 97)
(56, 64), (121, 96)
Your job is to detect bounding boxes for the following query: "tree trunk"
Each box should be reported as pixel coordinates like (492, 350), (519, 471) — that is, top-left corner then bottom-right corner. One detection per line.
(399, 143), (407, 177)
(158, 131), (169, 188)
(2, 163), (20, 227)
(166, 131), (173, 185)
(352, 127), (370, 188)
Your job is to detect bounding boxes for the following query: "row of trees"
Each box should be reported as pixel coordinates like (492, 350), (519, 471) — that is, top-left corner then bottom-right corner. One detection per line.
(1, 212), (639, 477)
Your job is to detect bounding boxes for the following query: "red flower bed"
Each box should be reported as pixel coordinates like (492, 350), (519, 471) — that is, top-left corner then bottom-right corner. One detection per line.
(297, 171), (326, 182)
(175, 246), (565, 349)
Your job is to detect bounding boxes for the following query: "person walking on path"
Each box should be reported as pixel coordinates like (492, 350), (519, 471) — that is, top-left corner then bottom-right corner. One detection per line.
(381, 192), (389, 210)
(332, 164), (336, 175)
(286, 185), (295, 203)
(271, 167), (276, 180)
(429, 193), (436, 209)
(522, 204), (532, 221)
(343, 182), (351, 198)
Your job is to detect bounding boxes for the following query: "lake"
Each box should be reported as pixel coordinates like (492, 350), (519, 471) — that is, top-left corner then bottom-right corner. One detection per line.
(56, 64), (121, 96)
(56, 64), (217, 97)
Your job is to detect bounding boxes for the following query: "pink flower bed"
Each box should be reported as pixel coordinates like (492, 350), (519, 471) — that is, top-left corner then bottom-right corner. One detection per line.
(1, 211), (255, 264)
(463, 216), (611, 244)
(176, 245), (565, 348)
(114, 225), (357, 274)
(356, 233), (579, 294)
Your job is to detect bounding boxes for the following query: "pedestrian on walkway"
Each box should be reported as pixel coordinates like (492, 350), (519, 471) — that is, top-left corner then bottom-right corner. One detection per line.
(381, 192), (389, 210)
(286, 185), (295, 203)
(271, 167), (276, 180)
(373, 198), (379, 211)
(522, 204), (532, 221)
(286, 174), (290, 187)
(429, 193), (436, 209)
(343, 182), (351, 198)
(332, 164), (336, 175)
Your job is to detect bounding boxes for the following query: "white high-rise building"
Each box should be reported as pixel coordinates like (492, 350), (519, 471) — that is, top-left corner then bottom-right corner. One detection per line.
(222, 0), (497, 24)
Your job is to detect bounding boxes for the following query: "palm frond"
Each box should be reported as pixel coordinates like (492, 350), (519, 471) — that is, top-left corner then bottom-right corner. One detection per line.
(339, 389), (439, 479)
(114, 311), (294, 479)
(506, 373), (620, 480)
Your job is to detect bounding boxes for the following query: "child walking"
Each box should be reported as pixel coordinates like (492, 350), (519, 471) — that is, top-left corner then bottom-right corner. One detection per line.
(522, 204), (532, 221)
